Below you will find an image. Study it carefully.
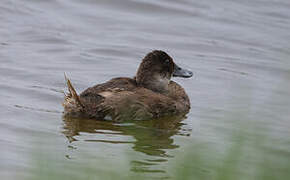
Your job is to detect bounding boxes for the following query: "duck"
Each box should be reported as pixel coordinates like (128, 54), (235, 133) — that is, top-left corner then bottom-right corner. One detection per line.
(63, 50), (193, 121)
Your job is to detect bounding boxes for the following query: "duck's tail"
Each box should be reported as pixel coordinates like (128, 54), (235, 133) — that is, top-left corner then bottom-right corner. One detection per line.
(62, 73), (84, 116)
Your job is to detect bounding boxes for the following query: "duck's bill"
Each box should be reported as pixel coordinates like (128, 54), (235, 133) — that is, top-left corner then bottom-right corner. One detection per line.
(173, 64), (193, 78)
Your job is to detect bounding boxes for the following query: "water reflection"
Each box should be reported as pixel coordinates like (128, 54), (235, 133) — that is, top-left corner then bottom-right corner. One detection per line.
(62, 116), (189, 173)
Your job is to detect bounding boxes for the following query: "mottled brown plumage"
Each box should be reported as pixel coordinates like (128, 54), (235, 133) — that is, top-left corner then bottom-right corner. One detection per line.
(63, 50), (193, 121)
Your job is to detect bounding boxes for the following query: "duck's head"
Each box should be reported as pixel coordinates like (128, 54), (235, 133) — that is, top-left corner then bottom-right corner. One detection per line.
(136, 50), (193, 93)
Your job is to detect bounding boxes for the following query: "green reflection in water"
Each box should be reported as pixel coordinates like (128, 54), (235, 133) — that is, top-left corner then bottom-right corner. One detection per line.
(26, 115), (290, 180)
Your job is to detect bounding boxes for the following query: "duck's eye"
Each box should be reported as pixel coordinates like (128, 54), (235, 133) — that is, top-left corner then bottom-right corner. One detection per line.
(164, 59), (170, 64)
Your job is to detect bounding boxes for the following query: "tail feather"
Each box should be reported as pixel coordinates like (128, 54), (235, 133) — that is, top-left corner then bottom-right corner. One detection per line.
(64, 74), (84, 108)
(63, 74), (84, 116)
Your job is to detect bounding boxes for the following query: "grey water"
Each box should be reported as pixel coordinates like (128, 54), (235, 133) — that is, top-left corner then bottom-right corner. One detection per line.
(1, 0), (290, 179)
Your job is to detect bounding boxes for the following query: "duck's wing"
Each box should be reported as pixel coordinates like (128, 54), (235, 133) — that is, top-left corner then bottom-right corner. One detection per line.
(75, 77), (138, 119)
(89, 88), (178, 121)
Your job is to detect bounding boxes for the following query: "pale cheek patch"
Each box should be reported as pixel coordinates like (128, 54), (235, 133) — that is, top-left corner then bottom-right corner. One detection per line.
(153, 75), (170, 92)
(157, 76), (169, 86)
(159, 78), (169, 87)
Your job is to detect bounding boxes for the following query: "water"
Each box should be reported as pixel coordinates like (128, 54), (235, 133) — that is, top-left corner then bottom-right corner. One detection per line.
(1, 0), (290, 179)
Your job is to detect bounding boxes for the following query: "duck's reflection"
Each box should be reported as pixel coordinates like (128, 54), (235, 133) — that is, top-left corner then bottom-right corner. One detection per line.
(62, 116), (189, 173)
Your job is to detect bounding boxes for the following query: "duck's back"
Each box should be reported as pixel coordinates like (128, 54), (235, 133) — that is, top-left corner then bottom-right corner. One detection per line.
(81, 77), (137, 96)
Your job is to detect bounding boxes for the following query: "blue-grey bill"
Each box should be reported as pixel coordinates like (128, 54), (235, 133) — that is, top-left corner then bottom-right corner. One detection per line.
(173, 64), (193, 78)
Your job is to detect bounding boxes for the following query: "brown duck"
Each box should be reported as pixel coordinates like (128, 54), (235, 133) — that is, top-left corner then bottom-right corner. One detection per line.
(63, 50), (193, 121)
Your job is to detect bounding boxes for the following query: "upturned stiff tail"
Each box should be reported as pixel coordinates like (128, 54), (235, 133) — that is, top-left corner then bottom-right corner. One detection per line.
(62, 74), (84, 116)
